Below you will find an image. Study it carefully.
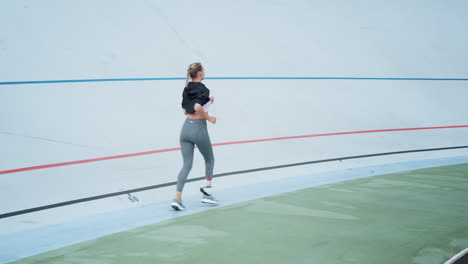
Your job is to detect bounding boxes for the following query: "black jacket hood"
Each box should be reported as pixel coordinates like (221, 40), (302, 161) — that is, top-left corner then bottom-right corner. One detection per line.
(186, 82), (206, 97)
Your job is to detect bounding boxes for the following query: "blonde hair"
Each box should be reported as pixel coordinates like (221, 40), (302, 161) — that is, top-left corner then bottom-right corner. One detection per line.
(186, 62), (203, 87)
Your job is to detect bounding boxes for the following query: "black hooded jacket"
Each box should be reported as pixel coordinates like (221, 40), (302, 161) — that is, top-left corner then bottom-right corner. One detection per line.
(181, 82), (211, 114)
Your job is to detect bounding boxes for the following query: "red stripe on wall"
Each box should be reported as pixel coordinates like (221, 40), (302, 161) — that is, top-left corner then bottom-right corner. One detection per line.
(1, 125), (467, 175)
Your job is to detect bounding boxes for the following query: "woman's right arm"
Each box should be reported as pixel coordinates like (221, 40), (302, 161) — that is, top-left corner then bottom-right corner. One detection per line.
(194, 104), (216, 124)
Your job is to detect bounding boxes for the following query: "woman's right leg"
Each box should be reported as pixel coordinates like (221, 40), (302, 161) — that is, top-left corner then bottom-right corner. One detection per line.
(196, 131), (215, 181)
(176, 139), (194, 200)
(194, 124), (218, 204)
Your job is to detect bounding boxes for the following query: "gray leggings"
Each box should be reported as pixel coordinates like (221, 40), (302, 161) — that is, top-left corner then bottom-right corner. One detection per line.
(176, 117), (215, 192)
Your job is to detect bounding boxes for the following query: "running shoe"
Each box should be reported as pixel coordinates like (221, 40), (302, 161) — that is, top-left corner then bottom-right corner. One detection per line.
(171, 199), (186, 211)
(201, 194), (219, 205)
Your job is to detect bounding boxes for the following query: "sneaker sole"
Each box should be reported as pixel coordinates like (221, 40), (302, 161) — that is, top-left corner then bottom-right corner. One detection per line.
(171, 203), (185, 211)
(201, 199), (219, 205)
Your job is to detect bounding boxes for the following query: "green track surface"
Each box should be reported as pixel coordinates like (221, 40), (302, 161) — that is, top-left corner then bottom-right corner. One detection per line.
(12, 163), (468, 264)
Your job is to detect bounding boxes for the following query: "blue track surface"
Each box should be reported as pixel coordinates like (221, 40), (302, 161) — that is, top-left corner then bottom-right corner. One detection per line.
(1, 155), (467, 264)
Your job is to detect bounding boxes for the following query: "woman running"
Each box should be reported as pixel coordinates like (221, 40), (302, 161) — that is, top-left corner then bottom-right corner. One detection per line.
(171, 62), (218, 211)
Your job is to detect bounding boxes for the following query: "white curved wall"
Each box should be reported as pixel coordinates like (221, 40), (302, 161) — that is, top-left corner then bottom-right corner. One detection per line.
(1, 0), (468, 234)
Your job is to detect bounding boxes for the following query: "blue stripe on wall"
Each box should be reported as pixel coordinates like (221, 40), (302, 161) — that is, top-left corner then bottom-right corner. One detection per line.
(1, 76), (468, 86)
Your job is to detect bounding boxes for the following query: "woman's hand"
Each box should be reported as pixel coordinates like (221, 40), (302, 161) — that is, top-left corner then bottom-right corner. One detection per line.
(208, 116), (217, 124)
(195, 102), (216, 124)
(210, 96), (214, 104)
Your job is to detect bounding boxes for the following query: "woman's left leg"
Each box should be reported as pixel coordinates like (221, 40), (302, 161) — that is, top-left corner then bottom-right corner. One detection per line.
(176, 139), (195, 199)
